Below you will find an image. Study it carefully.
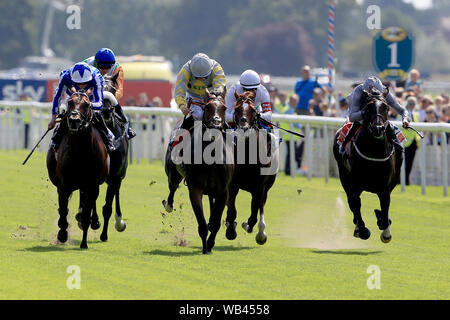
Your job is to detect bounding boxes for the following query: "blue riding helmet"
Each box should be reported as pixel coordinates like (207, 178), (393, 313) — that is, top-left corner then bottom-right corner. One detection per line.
(71, 62), (93, 83)
(95, 48), (116, 68)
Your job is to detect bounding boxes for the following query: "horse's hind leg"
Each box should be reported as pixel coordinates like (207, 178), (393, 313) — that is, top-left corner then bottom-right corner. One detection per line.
(225, 186), (239, 240)
(163, 165), (183, 213)
(90, 202), (101, 230)
(114, 185), (126, 232)
(57, 188), (71, 243)
(189, 187), (208, 254)
(255, 191), (268, 245)
(348, 190), (371, 240)
(100, 183), (116, 242)
(376, 191), (392, 243)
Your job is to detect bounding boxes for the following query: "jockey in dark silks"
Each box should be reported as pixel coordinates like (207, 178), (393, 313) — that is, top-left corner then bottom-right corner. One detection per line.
(339, 76), (410, 156)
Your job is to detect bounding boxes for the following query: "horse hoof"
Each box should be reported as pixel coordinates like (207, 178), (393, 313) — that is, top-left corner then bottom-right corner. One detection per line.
(380, 233), (392, 243)
(80, 244), (88, 250)
(225, 222), (237, 240)
(354, 227), (371, 240)
(162, 200), (173, 213)
(91, 220), (101, 230)
(100, 233), (108, 242)
(57, 230), (68, 243)
(255, 232), (267, 245)
(242, 222), (253, 233)
(115, 221), (127, 232)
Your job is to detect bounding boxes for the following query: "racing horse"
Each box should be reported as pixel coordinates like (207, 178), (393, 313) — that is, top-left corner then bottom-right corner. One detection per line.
(96, 73), (128, 241)
(47, 87), (109, 249)
(332, 88), (402, 243)
(162, 89), (234, 254)
(224, 90), (278, 245)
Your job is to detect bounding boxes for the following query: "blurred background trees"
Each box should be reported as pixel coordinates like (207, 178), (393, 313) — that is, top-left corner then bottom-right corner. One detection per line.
(1, 0), (450, 77)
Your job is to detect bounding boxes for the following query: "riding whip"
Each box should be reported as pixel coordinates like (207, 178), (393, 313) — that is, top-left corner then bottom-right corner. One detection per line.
(405, 125), (424, 139)
(22, 128), (51, 165)
(257, 116), (305, 138)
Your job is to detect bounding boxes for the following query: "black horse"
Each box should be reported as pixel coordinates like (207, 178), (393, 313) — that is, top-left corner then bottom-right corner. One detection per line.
(47, 87), (109, 249)
(332, 89), (402, 243)
(90, 74), (129, 241)
(225, 90), (278, 245)
(162, 90), (234, 254)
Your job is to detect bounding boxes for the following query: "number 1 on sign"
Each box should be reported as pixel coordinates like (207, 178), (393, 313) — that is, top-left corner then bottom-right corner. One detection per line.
(387, 42), (400, 67)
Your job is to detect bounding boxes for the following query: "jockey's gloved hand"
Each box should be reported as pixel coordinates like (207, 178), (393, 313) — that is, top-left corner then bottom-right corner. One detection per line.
(255, 111), (262, 120)
(402, 115), (410, 128)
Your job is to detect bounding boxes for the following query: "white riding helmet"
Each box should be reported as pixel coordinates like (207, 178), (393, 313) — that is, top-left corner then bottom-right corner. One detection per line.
(239, 69), (260, 89)
(190, 53), (213, 78)
(71, 62), (93, 83)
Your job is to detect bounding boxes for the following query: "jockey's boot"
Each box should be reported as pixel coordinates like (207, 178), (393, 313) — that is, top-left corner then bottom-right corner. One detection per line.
(180, 115), (195, 131)
(50, 116), (68, 152)
(339, 123), (359, 157)
(114, 103), (136, 139)
(386, 123), (404, 154)
(93, 112), (116, 153)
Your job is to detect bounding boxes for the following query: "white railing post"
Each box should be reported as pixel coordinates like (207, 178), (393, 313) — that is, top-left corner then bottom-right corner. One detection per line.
(441, 132), (448, 197)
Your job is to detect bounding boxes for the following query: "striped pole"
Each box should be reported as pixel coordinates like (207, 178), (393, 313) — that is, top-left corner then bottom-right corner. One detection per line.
(328, 0), (335, 104)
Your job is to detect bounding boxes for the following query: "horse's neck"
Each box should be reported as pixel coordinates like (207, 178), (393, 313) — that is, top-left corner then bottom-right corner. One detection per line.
(64, 128), (96, 155)
(355, 128), (390, 154)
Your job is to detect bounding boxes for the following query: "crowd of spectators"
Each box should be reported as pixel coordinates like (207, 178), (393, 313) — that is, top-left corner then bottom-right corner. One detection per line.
(269, 66), (450, 176)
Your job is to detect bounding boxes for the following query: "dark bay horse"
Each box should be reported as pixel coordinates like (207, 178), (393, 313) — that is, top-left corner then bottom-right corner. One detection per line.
(96, 74), (128, 241)
(47, 87), (109, 249)
(225, 90), (278, 245)
(163, 90), (234, 254)
(333, 89), (402, 243)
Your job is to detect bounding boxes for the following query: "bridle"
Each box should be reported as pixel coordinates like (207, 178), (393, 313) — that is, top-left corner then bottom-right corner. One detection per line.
(234, 96), (257, 129)
(67, 91), (93, 131)
(195, 96), (226, 130)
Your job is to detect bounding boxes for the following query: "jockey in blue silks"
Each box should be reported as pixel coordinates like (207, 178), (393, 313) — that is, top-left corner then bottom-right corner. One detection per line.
(48, 62), (116, 153)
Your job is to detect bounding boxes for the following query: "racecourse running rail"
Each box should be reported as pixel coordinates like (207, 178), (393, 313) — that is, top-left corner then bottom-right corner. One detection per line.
(0, 100), (449, 196)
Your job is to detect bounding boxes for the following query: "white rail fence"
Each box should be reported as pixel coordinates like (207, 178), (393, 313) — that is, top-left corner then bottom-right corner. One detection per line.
(1, 101), (449, 196)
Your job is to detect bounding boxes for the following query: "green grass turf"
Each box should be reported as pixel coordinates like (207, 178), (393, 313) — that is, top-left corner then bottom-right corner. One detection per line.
(0, 150), (448, 299)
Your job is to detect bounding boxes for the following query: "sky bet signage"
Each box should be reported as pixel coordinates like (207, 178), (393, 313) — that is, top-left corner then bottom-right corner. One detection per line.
(373, 26), (414, 80)
(0, 79), (49, 102)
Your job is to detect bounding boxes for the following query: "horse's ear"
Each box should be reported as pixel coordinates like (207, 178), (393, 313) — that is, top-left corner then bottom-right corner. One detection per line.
(70, 86), (77, 94)
(86, 87), (93, 96)
(249, 90), (256, 101)
(112, 71), (119, 83)
(383, 85), (389, 97)
(234, 90), (240, 100)
(221, 86), (227, 99)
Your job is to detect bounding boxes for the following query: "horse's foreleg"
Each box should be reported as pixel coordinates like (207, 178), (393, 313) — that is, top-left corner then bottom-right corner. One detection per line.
(348, 190), (371, 240)
(243, 190), (262, 234)
(207, 192), (227, 253)
(100, 183), (116, 242)
(114, 185), (126, 232)
(57, 188), (70, 243)
(80, 186), (99, 249)
(189, 187), (208, 254)
(225, 186), (239, 240)
(376, 191), (392, 243)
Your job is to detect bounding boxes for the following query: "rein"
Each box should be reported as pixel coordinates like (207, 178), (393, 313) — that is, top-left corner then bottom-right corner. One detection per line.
(353, 141), (394, 162)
